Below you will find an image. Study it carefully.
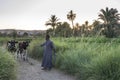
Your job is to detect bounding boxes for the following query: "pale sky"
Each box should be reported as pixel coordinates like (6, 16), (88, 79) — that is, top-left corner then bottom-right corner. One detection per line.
(0, 0), (120, 30)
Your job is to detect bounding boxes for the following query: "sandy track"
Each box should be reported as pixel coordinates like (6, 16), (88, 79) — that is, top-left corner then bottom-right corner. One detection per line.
(17, 58), (76, 80)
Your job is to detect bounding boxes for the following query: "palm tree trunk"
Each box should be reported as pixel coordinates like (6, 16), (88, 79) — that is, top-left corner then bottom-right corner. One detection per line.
(53, 26), (55, 36)
(107, 25), (114, 38)
(71, 20), (74, 36)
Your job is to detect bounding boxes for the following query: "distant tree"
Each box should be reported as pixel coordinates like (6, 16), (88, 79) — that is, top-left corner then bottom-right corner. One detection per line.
(45, 15), (59, 36)
(74, 23), (80, 36)
(84, 21), (89, 36)
(17, 32), (21, 37)
(0, 32), (2, 36)
(98, 7), (120, 38)
(67, 10), (76, 36)
(55, 22), (72, 37)
(46, 28), (53, 36)
(92, 20), (101, 28)
(12, 30), (17, 39)
(79, 21), (91, 37)
(92, 20), (103, 36)
(80, 24), (85, 36)
(23, 32), (28, 37)
(35, 32), (42, 37)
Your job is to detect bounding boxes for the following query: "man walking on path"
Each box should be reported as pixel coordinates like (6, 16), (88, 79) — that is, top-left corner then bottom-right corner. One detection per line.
(41, 34), (56, 70)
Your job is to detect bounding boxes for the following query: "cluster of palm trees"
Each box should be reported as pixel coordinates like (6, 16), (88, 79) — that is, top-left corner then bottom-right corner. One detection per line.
(98, 7), (120, 37)
(45, 7), (120, 38)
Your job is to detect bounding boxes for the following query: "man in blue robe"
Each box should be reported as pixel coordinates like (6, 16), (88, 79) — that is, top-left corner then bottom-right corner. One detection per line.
(41, 35), (56, 70)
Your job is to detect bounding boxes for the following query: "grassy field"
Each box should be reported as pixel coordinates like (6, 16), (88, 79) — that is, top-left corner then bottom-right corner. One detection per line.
(1, 36), (119, 80)
(28, 36), (120, 80)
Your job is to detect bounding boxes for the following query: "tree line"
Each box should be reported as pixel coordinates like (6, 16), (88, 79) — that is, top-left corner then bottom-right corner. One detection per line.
(45, 7), (120, 38)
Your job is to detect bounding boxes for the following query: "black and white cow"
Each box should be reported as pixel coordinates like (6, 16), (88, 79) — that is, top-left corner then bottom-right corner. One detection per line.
(17, 41), (29, 61)
(7, 40), (18, 53)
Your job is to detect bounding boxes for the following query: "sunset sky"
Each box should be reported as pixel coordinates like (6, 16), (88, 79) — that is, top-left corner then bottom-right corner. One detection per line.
(0, 0), (120, 30)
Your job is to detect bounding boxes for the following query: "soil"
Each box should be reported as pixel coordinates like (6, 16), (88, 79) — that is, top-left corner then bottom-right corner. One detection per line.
(16, 58), (76, 80)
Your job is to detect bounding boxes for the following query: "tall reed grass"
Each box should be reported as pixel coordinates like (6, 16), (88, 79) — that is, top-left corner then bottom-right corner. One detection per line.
(28, 37), (120, 80)
(28, 39), (44, 60)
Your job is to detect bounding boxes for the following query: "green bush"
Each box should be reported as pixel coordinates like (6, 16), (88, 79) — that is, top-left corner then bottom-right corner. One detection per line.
(0, 47), (16, 80)
(80, 51), (120, 80)
(0, 37), (10, 46)
(54, 39), (70, 53)
(28, 39), (44, 60)
(55, 42), (98, 75)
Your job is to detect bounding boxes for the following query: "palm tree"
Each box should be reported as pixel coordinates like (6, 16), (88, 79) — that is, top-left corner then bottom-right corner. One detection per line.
(85, 21), (89, 31)
(67, 10), (76, 36)
(84, 21), (91, 36)
(98, 7), (120, 37)
(55, 22), (72, 37)
(81, 24), (85, 36)
(74, 23), (81, 36)
(45, 15), (59, 36)
(92, 20), (102, 35)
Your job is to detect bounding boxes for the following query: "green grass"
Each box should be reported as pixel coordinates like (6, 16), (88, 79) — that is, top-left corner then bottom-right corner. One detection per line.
(28, 38), (44, 60)
(28, 37), (120, 80)
(80, 48), (120, 80)
(0, 47), (17, 80)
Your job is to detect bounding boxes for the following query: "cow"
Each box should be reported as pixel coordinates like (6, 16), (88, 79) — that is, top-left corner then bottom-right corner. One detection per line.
(7, 40), (18, 53)
(17, 41), (29, 61)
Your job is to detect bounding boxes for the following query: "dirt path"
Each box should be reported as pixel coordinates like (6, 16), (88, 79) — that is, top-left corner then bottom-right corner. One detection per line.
(16, 58), (76, 80)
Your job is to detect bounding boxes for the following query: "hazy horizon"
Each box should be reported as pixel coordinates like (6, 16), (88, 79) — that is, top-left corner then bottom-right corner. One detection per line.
(0, 0), (120, 30)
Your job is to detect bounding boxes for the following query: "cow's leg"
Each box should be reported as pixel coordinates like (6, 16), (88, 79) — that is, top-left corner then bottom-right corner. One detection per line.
(17, 49), (19, 58)
(25, 50), (28, 61)
(23, 50), (25, 61)
(22, 49), (27, 61)
(19, 49), (22, 59)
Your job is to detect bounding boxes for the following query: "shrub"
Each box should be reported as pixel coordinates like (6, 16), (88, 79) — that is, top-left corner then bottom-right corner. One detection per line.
(28, 39), (44, 60)
(56, 42), (98, 75)
(79, 46), (120, 80)
(0, 47), (16, 80)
